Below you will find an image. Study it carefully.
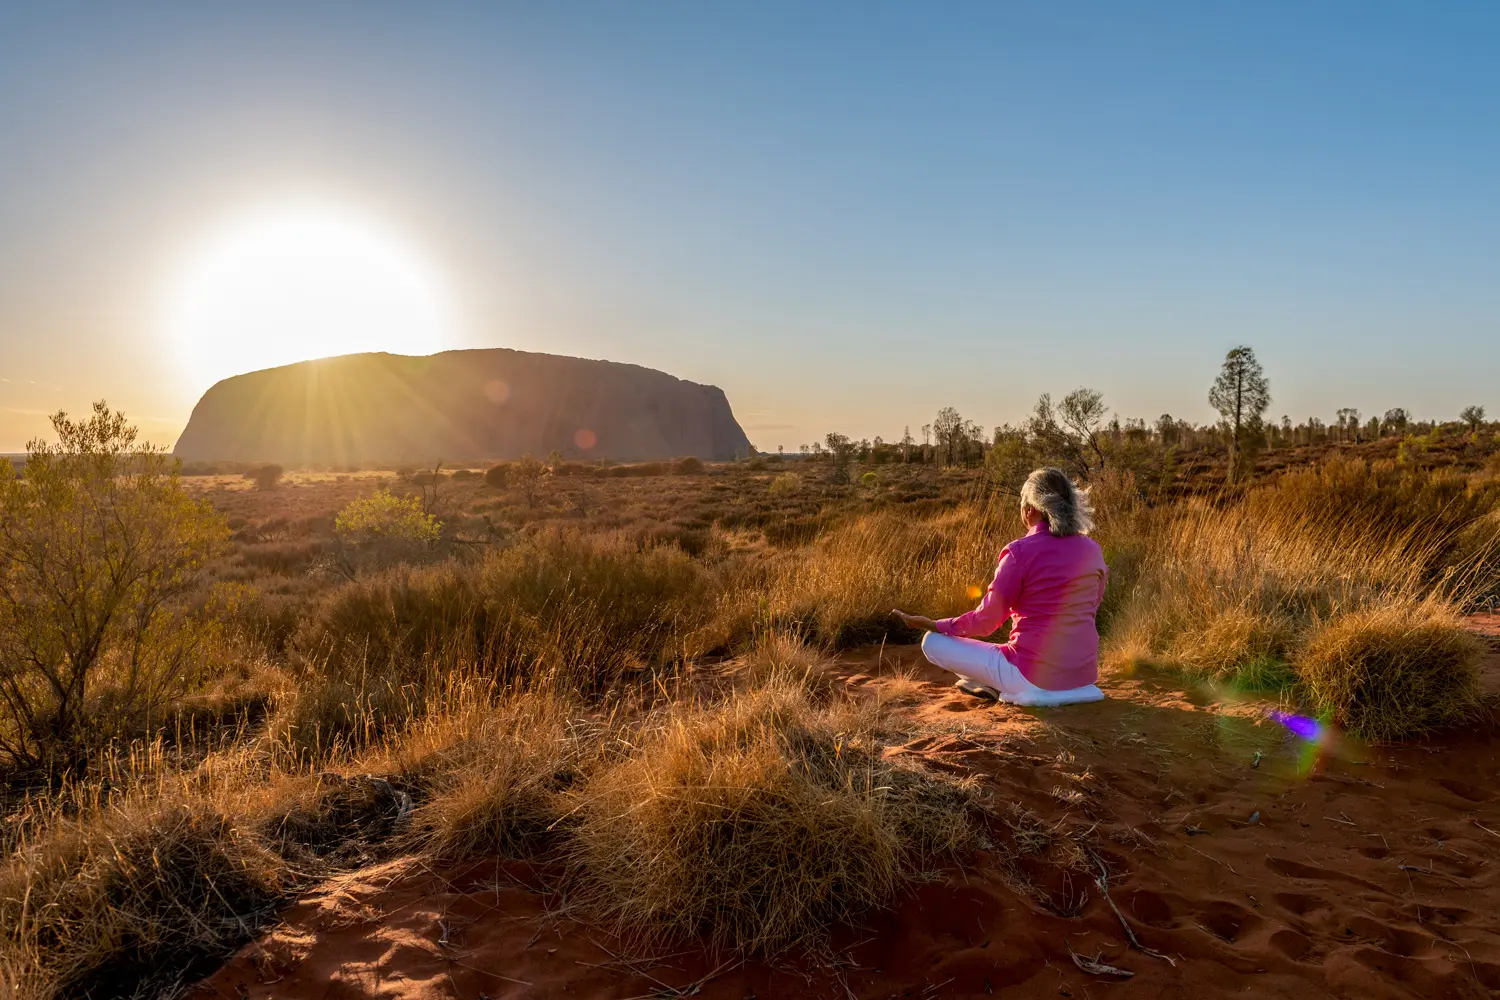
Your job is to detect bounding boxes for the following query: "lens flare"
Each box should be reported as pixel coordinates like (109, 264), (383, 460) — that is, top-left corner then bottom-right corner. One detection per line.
(1270, 709), (1334, 776)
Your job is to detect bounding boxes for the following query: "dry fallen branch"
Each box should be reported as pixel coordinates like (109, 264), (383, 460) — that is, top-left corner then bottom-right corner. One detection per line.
(1089, 851), (1177, 967)
(1068, 945), (1134, 978)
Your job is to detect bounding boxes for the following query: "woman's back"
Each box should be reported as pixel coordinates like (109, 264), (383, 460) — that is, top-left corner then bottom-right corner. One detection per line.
(1003, 526), (1108, 690)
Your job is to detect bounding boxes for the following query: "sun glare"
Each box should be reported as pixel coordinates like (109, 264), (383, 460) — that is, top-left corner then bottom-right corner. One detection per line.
(164, 204), (454, 389)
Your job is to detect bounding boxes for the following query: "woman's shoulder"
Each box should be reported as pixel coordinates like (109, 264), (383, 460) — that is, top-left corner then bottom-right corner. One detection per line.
(1023, 530), (1105, 559)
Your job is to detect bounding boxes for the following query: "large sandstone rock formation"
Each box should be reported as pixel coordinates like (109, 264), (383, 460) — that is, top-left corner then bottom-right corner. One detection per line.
(172, 350), (752, 465)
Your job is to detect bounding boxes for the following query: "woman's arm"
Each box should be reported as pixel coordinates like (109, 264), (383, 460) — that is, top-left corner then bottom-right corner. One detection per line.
(891, 610), (941, 631)
(931, 546), (1023, 637)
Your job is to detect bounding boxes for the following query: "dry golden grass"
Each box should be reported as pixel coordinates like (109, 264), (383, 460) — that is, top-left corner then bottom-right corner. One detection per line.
(294, 528), (719, 691)
(733, 630), (840, 693)
(569, 681), (975, 954)
(0, 752), (303, 1000)
(1103, 462), (1500, 734)
(405, 694), (582, 860)
(5, 455), (1500, 993)
(737, 505), (1012, 648)
(1298, 600), (1485, 740)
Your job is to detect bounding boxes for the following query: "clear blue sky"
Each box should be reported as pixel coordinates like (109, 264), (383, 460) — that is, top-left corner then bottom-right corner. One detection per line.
(1, 2), (1496, 451)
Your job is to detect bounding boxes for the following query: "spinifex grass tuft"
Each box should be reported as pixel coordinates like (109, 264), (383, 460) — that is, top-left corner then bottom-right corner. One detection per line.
(1297, 600), (1485, 740)
(569, 682), (975, 955)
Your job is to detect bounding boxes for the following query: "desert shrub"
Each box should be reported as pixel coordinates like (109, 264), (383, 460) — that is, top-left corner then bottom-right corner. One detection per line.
(769, 472), (800, 496)
(571, 683), (974, 953)
(512, 455), (547, 507)
(1297, 601), (1484, 740)
(673, 456), (705, 475)
(483, 463), (509, 488)
(409, 695), (580, 860)
(606, 461), (668, 478)
(0, 404), (227, 768)
(333, 488), (441, 574)
(860, 471), (878, 487)
(1, 799), (289, 1000)
(297, 529), (718, 695)
(247, 464), (283, 490)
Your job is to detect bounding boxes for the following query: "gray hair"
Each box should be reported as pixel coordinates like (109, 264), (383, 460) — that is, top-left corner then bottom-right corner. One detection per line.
(1020, 467), (1094, 537)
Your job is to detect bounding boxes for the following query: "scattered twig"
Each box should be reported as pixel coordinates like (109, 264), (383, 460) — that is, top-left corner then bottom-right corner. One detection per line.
(1089, 851), (1177, 967)
(1398, 864), (1465, 886)
(1068, 945), (1134, 978)
(617, 957), (737, 999)
(1186, 844), (1240, 876)
(1325, 815), (1357, 827)
(441, 956), (533, 987)
(1470, 818), (1500, 840)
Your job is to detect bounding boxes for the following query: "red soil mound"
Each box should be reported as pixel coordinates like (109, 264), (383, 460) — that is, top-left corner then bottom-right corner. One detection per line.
(195, 629), (1500, 999)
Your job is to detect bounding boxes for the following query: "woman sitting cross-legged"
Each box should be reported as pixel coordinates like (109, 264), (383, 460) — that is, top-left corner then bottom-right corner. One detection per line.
(893, 467), (1108, 706)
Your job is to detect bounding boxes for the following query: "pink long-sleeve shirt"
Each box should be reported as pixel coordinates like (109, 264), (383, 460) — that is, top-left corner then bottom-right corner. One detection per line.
(933, 522), (1108, 691)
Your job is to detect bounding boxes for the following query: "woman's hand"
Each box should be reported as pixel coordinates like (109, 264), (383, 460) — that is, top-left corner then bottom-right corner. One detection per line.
(892, 609), (939, 632)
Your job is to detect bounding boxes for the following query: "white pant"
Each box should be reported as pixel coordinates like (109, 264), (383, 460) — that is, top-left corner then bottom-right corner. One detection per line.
(920, 632), (1106, 707)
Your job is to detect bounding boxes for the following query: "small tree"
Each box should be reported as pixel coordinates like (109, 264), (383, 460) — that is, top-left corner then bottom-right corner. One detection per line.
(932, 408), (963, 466)
(249, 463), (283, 490)
(513, 454), (547, 508)
(415, 460), (445, 514)
(1026, 392), (1102, 480)
(1058, 388), (1108, 473)
(1460, 405), (1486, 434)
(1382, 408), (1409, 436)
(1208, 346), (1271, 482)
(1335, 408), (1360, 444)
(0, 403), (226, 766)
(333, 488), (441, 575)
(824, 432), (857, 484)
(1155, 414), (1179, 447)
(985, 424), (1030, 495)
(484, 463), (509, 489)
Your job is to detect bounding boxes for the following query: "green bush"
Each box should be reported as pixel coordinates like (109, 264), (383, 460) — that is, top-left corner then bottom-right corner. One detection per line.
(0, 403), (227, 767)
(333, 489), (441, 575)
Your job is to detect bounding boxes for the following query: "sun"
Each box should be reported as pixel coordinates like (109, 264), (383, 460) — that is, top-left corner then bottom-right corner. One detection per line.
(164, 204), (455, 389)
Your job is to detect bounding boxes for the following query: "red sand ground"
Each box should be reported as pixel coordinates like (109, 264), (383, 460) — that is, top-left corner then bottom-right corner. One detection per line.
(196, 619), (1500, 999)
